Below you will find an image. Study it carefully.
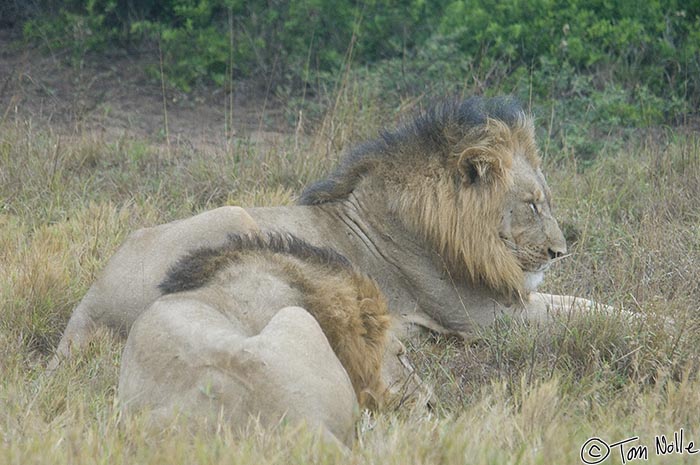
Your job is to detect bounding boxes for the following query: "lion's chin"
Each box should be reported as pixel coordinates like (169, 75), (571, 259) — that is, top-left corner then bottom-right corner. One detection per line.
(523, 271), (545, 292)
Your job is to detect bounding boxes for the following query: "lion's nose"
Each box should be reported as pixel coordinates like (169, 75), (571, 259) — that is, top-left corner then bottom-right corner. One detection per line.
(547, 246), (566, 260)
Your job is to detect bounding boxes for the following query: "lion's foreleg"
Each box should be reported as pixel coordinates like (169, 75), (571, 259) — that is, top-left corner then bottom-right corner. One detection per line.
(516, 292), (635, 323)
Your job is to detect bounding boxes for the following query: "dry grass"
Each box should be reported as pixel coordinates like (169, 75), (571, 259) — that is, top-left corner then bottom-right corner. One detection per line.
(2, 95), (700, 464)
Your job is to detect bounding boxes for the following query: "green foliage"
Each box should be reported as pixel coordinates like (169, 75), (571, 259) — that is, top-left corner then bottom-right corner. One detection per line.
(22, 0), (445, 91)
(17, 0), (700, 140)
(435, 0), (699, 125)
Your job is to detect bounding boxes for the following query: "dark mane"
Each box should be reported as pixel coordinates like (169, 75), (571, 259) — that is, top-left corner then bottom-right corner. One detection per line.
(159, 231), (353, 295)
(298, 96), (526, 206)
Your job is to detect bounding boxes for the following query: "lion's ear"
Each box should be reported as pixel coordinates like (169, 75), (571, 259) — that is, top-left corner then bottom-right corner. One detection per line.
(457, 147), (507, 186)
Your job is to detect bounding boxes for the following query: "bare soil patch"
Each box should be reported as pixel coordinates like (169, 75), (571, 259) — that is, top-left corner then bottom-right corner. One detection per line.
(0, 28), (291, 148)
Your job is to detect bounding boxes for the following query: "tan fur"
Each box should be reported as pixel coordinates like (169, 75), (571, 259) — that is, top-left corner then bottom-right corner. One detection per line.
(157, 232), (391, 409)
(295, 98), (561, 300)
(387, 116), (543, 297)
(57, 98), (580, 434)
(118, 233), (392, 446)
(257, 252), (391, 407)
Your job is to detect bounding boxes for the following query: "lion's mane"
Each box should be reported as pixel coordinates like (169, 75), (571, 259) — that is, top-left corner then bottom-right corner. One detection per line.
(160, 231), (391, 407)
(300, 97), (541, 296)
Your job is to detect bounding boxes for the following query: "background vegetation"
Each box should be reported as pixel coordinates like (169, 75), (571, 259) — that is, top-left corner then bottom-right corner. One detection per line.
(1, 1), (700, 464)
(7, 0), (699, 159)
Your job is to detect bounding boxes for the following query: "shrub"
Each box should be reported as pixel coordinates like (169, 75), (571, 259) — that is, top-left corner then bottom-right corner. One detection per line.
(437, 0), (700, 122)
(16, 0), (700, 136)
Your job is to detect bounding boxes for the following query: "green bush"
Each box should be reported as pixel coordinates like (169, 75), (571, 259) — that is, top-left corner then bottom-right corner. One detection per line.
(22, 0), (443, 91)
(437, 0), (699, 122)
(17, 0), (700, 132)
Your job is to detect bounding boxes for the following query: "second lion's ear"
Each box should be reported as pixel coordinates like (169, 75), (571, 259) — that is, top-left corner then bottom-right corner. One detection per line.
(457, 147), (503, 186)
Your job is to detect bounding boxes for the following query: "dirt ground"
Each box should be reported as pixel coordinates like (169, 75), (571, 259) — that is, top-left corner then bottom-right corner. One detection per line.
(0, 28), (291, 148)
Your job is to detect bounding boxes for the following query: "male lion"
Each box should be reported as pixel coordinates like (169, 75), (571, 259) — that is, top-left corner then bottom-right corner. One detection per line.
(119, 232), (390, 446)
(52, 96), (598, 388)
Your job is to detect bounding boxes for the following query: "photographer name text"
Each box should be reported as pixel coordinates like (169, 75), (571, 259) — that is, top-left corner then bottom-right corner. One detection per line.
(580, 429), (697, 464)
